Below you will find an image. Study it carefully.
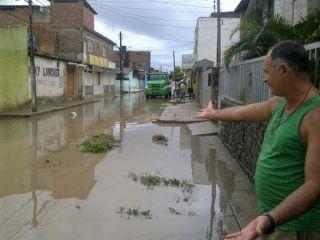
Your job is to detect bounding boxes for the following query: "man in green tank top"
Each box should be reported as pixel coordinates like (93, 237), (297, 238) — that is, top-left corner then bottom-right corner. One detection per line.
(195, 41), (320, 240)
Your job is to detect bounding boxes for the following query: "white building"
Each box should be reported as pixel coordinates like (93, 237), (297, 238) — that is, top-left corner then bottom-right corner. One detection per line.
(192, 12), (240, 108)
(194, 12), (240, 66)
(274, 0), (320, 25)
(181, 54), (195, 72)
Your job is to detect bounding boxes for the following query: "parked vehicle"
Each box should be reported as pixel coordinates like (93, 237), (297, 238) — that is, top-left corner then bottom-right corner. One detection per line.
(145, 72), (171, 99)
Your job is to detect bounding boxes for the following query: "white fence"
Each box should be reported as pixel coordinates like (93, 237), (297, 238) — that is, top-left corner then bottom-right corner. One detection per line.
(219, 41), (320, 105)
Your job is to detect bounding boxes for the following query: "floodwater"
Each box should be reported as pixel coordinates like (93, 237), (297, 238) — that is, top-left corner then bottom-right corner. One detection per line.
(0, 93), (257, 240)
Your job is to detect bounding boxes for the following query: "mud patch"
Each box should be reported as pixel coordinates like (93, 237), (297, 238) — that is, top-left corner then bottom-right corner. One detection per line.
(152, 134), (168, 146)
(116, 207), (152, 219)
(80, 134), (120, 153)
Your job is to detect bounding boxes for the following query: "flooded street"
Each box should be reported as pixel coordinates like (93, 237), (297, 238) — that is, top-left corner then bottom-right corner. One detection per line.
(0, 92), (257, 240)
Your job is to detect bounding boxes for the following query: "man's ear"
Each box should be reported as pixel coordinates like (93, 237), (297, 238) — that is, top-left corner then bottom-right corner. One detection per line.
(278, 64), (287, 74)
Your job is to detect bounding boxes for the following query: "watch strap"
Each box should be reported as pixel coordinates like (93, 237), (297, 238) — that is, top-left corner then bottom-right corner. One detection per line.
(262, 213), (276, 234)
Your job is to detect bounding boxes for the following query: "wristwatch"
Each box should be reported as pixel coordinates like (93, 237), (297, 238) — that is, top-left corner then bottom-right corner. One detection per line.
(262, 213), (276, 234)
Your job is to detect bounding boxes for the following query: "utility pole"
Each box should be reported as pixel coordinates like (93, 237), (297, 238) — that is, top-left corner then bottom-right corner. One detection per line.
(172, 50), (176, 99)
(216, 0), (221, 69)
(173, 50), (176, 70)
(291, 0), (296, 25)
(29, 0), (37, 112)
(212, 0), (221, 107)
(119, 31), (124, 95)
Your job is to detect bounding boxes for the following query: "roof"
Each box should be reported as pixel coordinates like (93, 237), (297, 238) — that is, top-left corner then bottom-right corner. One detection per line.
(0, 5), (40, 10)
(210, 11), (240, 18)
(234, 0), (250, 13)
(53, 0), (97, 14)
(84, 26), (116, 46)
(0, 1), (97, 14)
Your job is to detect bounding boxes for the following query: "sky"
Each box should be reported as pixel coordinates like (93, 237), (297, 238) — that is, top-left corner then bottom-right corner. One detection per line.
(2, 0), (241, 71)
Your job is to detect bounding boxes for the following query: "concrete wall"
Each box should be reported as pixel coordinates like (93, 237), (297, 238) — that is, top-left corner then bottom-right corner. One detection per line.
(0, 7), (55, 56)
(83, 69), (115, 97)
(83, 70), (94, 96)
(199, 69), (212, 108)
(93, 72), (104, 96)
(194, 17), (240, 65)
(219, 98), (267, 181)
(31, 56), (66, 104)
(0, 26), (29, 111)
(182, 54), (195, 71)
(274, 0), (320, 25)
(102, 70), (116, 96)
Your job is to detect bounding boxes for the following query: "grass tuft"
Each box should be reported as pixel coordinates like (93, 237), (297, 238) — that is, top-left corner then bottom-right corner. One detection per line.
(81, 134), (120, 153)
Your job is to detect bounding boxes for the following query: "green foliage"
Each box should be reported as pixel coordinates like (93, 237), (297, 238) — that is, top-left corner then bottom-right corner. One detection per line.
(295, 10), (320, 44)
(224, 10), (320, 70)
(81, 134), (119, 153)
(169, 67), (184, 82)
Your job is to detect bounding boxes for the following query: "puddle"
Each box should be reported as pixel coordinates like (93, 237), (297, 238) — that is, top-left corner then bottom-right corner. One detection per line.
(0, 93), (257, 240)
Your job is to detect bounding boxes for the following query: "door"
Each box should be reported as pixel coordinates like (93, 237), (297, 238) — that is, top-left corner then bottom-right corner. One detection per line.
(67, 67), (75, 101)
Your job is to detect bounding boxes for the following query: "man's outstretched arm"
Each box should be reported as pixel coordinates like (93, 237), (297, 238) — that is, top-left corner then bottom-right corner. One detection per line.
(225, 106), (320, 240)
(195, 97), (281, 122)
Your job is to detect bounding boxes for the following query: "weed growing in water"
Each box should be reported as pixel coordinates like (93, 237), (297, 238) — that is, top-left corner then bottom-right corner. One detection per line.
(116, 207), (152, 219)
(81, 134), (120, 153)
(128, 173), (194, 193)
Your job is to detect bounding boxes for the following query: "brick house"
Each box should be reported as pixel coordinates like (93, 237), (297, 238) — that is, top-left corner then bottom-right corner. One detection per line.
(110, 49), (151, 92)
(0, 0), (117, 107)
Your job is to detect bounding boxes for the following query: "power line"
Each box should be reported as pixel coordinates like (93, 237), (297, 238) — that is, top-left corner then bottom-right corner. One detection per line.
(97, 8), (198, 22)
(88, 1), (212, 13)
(96, 0), (213, 9)
(91, 4), (196, 29)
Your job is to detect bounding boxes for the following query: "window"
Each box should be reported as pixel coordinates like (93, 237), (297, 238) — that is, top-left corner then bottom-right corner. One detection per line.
(102, 46), (108, 57)
(133, 70), (140, 78)
(87, 40), (94, 53)
(208, 73), (212, 87)
(147, 74), (167, 81)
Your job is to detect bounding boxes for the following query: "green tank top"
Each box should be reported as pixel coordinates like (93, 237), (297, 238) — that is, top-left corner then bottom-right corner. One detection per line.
(255, 95), (320, 231)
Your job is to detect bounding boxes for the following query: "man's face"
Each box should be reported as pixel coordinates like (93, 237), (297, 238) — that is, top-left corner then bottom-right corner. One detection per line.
(263, 53), (284, 96)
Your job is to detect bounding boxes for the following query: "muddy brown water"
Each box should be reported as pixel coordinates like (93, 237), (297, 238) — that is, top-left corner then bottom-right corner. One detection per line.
(0, 93), (256, 240)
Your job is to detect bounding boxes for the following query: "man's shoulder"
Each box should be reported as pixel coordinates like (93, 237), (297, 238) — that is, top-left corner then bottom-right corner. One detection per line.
(301, 104), (320, 138)
(304, 104), (320, 123)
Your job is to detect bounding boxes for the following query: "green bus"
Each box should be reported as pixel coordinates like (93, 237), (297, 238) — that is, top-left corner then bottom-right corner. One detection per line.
(145, 72), (171, 99)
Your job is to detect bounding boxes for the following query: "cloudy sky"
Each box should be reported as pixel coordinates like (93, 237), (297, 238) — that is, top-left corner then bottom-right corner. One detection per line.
(2, 0), (241, 71)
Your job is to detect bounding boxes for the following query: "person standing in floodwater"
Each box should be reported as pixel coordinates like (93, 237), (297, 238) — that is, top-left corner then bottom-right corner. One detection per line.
(180, 82), (187, 103)
(196, 41), (320, 240)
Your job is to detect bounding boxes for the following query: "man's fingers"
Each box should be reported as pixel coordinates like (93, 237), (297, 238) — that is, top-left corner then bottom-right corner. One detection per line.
(224, 231), (241, 239)
(194, 110), (206, 118)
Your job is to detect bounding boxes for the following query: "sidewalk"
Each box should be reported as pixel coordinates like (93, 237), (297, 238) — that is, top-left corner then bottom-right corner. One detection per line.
(0, 97), (103, 118)
(158, 101), (207, 123)
(159, 101), (260, 237)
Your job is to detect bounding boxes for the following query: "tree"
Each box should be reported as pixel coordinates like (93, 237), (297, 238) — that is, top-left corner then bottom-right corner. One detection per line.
(224, 14), (295, 70)
(169, 67), (184, 82)
(224, 9), (320, 70)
